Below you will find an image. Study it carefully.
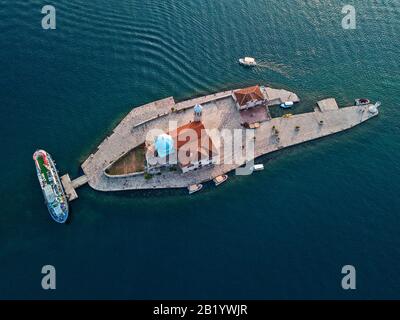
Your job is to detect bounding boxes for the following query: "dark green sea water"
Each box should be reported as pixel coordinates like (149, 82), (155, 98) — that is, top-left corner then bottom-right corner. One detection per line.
(1, 0), (400, 299)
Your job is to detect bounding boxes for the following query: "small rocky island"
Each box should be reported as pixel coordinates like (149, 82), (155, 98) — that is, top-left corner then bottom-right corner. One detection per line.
(61, 85), (379, 199)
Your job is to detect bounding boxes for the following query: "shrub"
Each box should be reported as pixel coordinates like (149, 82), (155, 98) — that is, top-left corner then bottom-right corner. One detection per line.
(144, 172), (153, 180)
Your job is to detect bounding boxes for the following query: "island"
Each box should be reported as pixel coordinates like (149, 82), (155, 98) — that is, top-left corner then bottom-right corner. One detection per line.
(61, 85), (379, 199)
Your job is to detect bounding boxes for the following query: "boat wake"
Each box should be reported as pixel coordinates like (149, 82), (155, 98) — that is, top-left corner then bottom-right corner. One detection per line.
(253, 59), (292, 78)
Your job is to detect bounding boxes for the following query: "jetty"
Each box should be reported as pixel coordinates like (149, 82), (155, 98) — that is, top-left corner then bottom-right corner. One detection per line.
(76, 85), (378, 193)
(61, 174), (88, 201)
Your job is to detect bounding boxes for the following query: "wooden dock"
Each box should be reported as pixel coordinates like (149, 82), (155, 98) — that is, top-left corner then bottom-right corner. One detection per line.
(80, 87), (378, 192)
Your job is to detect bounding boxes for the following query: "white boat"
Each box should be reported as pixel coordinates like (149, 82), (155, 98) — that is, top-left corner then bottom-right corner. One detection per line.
(253, 164), (264, 171)
(280, 101), (294, 109)
(188, 184), (203, 194)
(239, 57), (257, 67)
(355, 98), (370, 106)
(213, 175), (228, 186)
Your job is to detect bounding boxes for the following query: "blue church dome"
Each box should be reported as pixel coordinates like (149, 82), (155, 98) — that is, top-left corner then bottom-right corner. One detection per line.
(154, 134), (174, 158)
(194, 104), (203, 114)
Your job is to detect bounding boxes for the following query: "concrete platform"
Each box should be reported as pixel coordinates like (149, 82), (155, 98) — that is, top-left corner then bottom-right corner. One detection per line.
(262, 87), (300, 106)
(317, 98), (340, 112)
(240, 105), (271, 125)
(61, 174), (88, 201)
(61, 174), (78, 201)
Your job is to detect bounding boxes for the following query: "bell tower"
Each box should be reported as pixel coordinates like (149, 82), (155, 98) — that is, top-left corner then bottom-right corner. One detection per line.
(194, 104), (203, 122)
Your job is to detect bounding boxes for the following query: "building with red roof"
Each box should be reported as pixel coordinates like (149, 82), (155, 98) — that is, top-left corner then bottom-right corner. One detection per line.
(146, 121), (218, 174)
(233, 85), (267, 110)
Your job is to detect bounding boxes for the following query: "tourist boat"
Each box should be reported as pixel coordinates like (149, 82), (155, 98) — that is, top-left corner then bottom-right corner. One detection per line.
(355, 98), (370, 106)
(188, 184), (203, 194)
(253, 164), (264, 171)
(280, 101), (294, 109)
(239, 57), (257, 67)
(213, 175), (228, 186)
(33, 150), (69, 223)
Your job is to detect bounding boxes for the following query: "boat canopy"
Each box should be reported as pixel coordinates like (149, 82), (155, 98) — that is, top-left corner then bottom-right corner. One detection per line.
(244, 57), (255, 63)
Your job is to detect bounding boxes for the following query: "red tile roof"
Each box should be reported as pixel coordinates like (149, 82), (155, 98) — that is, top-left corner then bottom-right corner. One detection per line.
(169, 122), (218, 167)
(234, 85), (265, 106)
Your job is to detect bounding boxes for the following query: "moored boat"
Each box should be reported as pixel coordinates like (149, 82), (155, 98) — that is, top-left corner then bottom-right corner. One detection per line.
(355, 98), (370, 106)
(213, 174), (228, 186)
(188, 184), (203, 194)
(33, 150), (69, 223)
(280, 101), (294, 109)
(253, 164), (264, 171)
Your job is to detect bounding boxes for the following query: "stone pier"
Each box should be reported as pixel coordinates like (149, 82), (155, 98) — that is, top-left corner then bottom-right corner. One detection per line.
(61, 174), (88, 201)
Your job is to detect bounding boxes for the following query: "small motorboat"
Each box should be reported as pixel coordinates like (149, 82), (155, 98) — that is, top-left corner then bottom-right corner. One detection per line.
(280, 101), (294, 109)
(213, 175), (228, 186)
(355, 98), (370, 106)
(253, 164), (264, 171)
(188, 184), (203, 194)
(239, 57), (257, 67)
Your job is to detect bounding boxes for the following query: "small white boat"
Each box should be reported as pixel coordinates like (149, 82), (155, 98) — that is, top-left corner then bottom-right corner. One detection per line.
(213, 174), (228, 186)
(280, 101), (294, 109)
(355, 98), (370, 106)
(239, 57), (257, 67)
(188, 184), (203, 194)
(253, 164), (264, 171)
